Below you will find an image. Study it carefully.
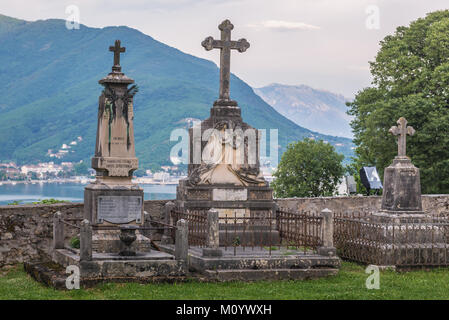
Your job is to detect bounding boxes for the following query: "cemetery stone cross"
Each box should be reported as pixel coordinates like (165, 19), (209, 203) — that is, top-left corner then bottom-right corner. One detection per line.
(202, 19), (250, 103)
(389, 117), (415, 157)
(109, 40), (126, 72)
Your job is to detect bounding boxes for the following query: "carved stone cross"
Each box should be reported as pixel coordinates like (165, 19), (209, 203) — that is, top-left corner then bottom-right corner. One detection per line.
(389, 117), (415, 157)
(109, 40), (126, 72)
(202, 20), (250, 103)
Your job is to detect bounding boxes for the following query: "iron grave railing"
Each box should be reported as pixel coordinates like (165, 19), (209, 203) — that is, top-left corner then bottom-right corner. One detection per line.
(334, 212), (449, 267)
(168, 205), (329, 256)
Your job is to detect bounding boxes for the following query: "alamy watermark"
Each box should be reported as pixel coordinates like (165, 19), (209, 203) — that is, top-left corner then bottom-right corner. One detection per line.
(365, 5), (380, 30)
(365, 265), (380, 289)
(66, 265), (80, 290)
(169, 126), (279, 168)
(65, 5), (80, 30)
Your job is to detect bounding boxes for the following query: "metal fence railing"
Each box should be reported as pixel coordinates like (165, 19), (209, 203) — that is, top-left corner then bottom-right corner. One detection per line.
(169, 206), (327, 256)
(276, 209), (323, 253)
(171, 208), (207, 247)
(334, 212), (449, 267)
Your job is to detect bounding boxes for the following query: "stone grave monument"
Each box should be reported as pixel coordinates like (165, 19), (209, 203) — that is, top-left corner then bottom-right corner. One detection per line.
(84, 40), (149, 253)
(176, 20), (277, 245)
(47, 40), (188, 285)
(353, 117), (449, 266)
(379, 117), (423, 216)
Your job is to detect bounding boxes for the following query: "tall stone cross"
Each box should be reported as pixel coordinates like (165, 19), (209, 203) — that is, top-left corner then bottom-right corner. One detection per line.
(202, 20), (250, 103)
(389, 117), (415, 157)
(109, 40), (126, 72)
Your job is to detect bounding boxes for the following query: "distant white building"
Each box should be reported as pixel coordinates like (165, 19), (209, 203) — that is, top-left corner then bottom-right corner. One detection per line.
(21, 162), (64, 177)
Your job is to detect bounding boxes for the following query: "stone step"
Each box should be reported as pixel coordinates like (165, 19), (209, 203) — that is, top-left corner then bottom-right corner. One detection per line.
(204, 268), (338, 281)
(189, 250), (341, 271)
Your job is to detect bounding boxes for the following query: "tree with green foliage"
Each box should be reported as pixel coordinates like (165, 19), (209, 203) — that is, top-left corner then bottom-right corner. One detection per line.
(272, 139), (345, 198)
(347, 10), (449, 194)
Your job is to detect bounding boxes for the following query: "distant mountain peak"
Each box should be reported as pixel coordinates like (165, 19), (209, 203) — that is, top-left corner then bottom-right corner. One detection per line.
(254, 83), (353, 138)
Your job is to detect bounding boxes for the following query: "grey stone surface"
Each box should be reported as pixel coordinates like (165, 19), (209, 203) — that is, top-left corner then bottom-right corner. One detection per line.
(91, 229), (151, 254)
(389, 117), (415, 158)
(320, 208), (334, 248)
(202, 19), (250, 105)
(97, 195), (143, 224)
(381, 117), (422, 213)
(53, 212), (64, 250)
(381, 157), (422, 213)
(84, 39), (144, 232)
(175, 219), (188, 262)
(84, 172), (144, 224)
(80, 219), (92, 261)
(161, 201), (175, 245)
(2, 195), (449, 267)
(276, 195), (449, 217)
(204, 268), (339, 282)
(202, 248), (223, 257)
(159, 244), (341, 272)
(206, 209), (220, 249)
(317, 247), (337, 257)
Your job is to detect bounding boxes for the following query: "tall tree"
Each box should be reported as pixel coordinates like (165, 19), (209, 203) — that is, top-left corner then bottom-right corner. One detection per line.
(272, 139), (345, 198)
(347, 10), (449, 194)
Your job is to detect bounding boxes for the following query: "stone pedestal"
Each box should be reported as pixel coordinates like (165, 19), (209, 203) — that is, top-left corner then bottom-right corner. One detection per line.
(84, 182), (144, 224)
(176, 102), (277, 246)
(381, 156), (423, 214)
(337, 121), (449, 267)
(83, 42), (150, 253)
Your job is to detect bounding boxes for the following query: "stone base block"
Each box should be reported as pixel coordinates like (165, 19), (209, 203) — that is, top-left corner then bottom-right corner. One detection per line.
(219, 228), (280, 247)
(340, 241), (449, 267)
(204, 268), (339, 281)
(159, 244), (341, 272)
(84, 182), (144, 223)
(317, 247), (337, 257)
(362, 213), (448, 244)
(92, 230), (152, 254)
(51, 247), (186, 283)
(202, 248), (223, 257)
(381, 157), (422, 212)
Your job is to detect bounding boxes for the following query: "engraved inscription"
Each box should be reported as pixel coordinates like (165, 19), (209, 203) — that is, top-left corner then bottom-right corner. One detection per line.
(212, 188), (247, 201)
(97, 195), (142, 224)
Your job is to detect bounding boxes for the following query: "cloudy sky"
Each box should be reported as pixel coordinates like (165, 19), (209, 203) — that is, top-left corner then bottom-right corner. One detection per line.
(1, 0), (448, 97)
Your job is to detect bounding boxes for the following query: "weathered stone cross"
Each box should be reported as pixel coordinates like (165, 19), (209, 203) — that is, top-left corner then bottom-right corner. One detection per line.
(202, 20), (250, 103)
(389, 117), (415, 157)
(109, 40), (126, 72)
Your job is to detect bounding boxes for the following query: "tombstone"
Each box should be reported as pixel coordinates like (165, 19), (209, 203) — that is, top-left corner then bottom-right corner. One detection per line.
(176, 20), (277, 245)
(345, 176), (357, 194)
(380, 117), (423, 214)
(83, 40), (149, 253)
(331, 117), (449, 268)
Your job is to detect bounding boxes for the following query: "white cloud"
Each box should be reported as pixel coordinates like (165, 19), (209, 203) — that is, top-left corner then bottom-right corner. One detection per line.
(248, 20), (321, 31)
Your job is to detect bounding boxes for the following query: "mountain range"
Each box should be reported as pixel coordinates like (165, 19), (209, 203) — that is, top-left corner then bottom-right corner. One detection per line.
(0, 14), (354, 170)
(254, 84), (353, 138)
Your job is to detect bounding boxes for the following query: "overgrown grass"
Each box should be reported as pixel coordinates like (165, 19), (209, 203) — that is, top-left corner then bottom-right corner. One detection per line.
(0, 262), (448, 300)
(8, 199), (68, 205)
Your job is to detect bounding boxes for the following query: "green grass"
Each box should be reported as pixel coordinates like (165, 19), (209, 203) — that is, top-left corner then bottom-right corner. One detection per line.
(1, 262), (449, 300)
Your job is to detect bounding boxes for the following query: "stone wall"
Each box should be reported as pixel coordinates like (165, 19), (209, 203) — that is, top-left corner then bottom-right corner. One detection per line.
(1, 195), (449, 267)
(0, 200), (172, 267)
(0, 203), (83, 267)
(276, 195), (449, 216)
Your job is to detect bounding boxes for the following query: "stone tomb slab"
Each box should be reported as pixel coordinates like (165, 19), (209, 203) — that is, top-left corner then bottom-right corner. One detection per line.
(97, 195), (142, 224)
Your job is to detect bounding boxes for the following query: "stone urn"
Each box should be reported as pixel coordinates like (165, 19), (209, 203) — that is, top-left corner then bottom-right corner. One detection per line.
(119, 225), (138, 256)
